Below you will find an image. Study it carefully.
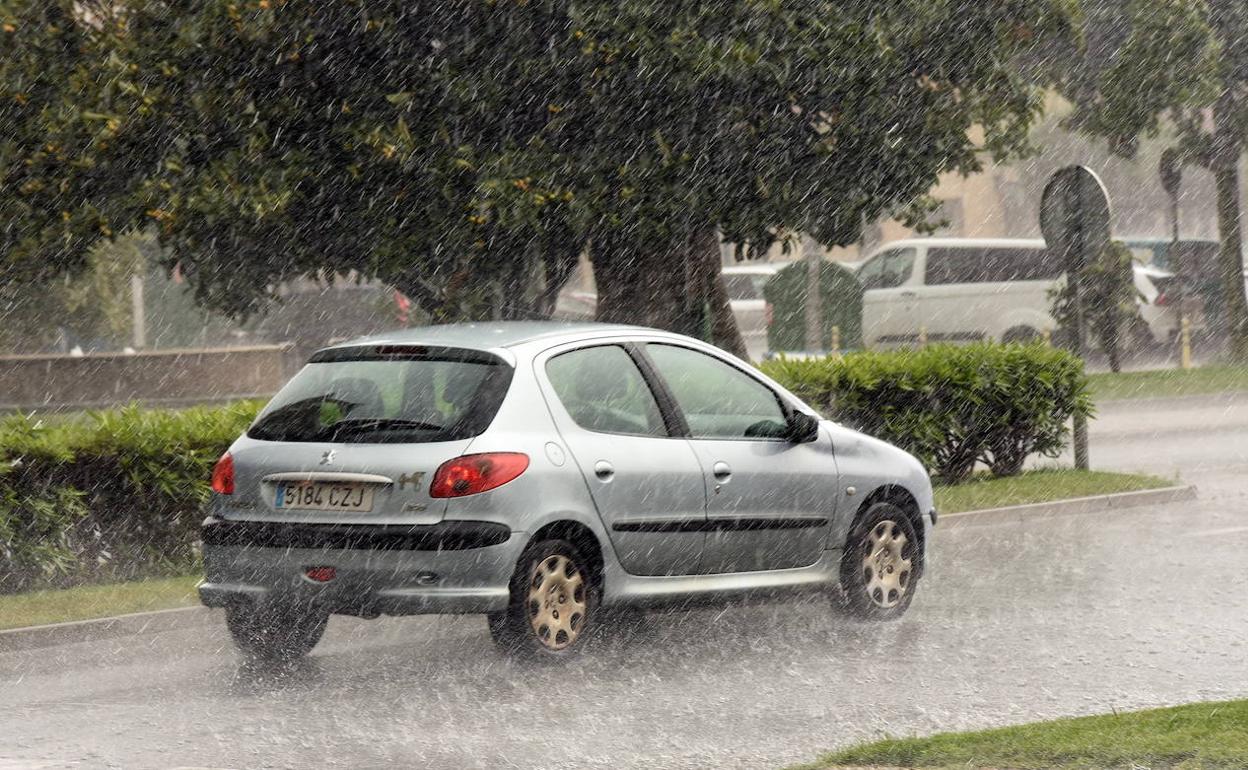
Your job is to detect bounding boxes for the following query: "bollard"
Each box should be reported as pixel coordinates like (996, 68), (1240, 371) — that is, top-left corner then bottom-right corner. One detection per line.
(1180, 316), (1192, 370)
(831, 325), (841, 356)
(918, 325), (927, 347)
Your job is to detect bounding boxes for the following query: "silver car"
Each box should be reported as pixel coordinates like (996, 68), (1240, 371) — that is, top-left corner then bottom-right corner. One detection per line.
(199, 322), (935, 660)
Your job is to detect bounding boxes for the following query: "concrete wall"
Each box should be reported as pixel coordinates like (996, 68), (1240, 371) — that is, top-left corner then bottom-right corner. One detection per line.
(0, 345), (294, 411)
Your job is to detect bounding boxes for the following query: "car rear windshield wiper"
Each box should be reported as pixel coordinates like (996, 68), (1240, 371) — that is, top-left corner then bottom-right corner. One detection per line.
(317, 418), (445, 442)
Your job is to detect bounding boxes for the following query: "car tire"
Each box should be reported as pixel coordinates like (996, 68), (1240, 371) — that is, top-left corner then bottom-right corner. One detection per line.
(489, 538), (597, 660)
(1001, 325), (1041, 344)
(225, 601), (328, 661)
(834, 502), (921, 621)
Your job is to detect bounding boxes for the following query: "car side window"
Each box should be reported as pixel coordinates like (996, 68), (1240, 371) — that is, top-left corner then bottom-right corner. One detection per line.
(859, 248), (916, 289)
(645, 344), (788, 440)
(927, 247), (1060, 284)
(545, 345), (667, 437)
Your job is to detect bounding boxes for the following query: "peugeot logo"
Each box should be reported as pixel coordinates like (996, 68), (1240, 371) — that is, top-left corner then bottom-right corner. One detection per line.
(320, 450), (336, 465)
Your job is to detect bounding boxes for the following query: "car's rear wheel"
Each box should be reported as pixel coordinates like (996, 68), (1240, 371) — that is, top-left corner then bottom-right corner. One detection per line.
(834, 502), (920, 620)
(489, 538), (596, 660)
(225, 601), (328, 661)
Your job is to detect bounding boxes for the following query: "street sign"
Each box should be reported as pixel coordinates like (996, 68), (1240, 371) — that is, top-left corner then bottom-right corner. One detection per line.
(1039, 165), (1111, 472)
(1040, 165), (1112, 277)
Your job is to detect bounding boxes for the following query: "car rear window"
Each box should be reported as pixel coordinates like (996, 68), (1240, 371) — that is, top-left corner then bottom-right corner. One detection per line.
(247, 345), (512, 443)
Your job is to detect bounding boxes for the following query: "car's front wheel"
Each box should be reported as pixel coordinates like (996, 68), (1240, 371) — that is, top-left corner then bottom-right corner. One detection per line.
(834, 502), (921, 620)
(489, 538), (596, 660)
(225, 601), (328, 661)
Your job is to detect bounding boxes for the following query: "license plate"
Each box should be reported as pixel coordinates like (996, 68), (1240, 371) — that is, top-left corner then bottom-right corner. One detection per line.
(275, 482), (374, 512)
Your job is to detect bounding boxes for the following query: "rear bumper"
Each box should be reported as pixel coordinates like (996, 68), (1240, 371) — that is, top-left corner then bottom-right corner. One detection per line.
(198, 517), (522, 616)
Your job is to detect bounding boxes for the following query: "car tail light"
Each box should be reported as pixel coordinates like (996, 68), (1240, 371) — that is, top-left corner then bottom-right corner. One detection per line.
(305, 566), (336, 583)
(430, 453), (529, 498)
(764, 301), (774, 328)
(1155, 292), (1170, 306)
(211, 452), (234, 495)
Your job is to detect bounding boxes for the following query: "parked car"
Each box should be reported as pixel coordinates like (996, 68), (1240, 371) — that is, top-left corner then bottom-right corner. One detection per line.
(1121, 237), (1219, 272)
(857, 238), (1179, 349)
(722, 262), (791, 359)
(551, 262), (792, 359)
(199, 322), (934, 660)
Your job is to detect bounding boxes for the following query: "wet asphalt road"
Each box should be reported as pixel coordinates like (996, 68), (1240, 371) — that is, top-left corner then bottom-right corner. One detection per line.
(2, 395), (1246, 770)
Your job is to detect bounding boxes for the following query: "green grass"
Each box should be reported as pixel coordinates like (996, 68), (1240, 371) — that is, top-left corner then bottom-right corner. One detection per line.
(799, 699), (1248, 770)
(934, 469), (1173, 514)
(0, 575), (200, 631)
(1089, 365), (1248, 401)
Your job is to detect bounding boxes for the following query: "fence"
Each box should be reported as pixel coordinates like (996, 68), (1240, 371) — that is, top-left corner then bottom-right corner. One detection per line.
(0, 344), (294, 411)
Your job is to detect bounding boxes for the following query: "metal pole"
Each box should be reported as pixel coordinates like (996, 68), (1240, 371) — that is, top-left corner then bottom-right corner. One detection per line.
(804, 239), (823, 352)
(130, 274), (146, 349)
(1068, 183), (1090, 470)
(1170, 189), (1190, 367)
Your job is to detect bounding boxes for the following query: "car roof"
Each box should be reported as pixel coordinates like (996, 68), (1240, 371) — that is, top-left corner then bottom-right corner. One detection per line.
(871, 237), (1047, 252)
(321, 321), (656, 354)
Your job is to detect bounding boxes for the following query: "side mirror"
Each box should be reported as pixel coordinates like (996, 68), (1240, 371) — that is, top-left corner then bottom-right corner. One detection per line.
(785, 411), (820, 444)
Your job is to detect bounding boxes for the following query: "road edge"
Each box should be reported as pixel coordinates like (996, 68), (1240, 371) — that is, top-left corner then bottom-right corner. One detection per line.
(0, 484), (1198, 651)
(0, 604), (216, 653)
(940, 483), (1196, 521)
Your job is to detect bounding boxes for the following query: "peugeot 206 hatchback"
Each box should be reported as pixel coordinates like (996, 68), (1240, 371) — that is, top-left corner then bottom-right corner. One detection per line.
(199, 323), (935, 660)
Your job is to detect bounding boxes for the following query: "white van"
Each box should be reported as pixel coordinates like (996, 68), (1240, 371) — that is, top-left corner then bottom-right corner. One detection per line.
(858, 238), (1177, 349)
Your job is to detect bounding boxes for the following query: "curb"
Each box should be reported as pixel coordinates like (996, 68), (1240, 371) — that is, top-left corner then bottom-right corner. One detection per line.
(940, 484), (1197, 522)
(0, 605), (216, 653)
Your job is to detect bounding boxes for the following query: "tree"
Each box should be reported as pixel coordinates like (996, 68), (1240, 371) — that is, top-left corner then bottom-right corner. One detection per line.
(0, 2), (115, 285)
(1060, 0), (1248, 361)
(1049, 239), (1141, 371)
(3, 1), (1076, 351)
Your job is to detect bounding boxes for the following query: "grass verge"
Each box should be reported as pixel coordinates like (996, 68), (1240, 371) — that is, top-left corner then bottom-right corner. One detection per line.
(1089, 364), (1248, 401)
(934, 469), (1174, 514)
(0, 575), (200, 631)
(799, 699), (1248, 770)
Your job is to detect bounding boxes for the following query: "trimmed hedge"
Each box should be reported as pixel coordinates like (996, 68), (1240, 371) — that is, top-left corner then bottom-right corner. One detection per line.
(762, 343), (1092, 482)
(0, 402), (260, 594)
(2, 344), (1088, 592)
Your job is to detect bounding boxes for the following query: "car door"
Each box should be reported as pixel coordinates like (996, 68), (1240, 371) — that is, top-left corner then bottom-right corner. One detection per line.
(539, 343), (708, 576)
(860, 247), (919, 347)
(641, 342), (838, 574)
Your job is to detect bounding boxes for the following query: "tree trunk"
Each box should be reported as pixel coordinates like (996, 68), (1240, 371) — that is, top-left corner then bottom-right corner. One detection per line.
(706, 263), (750, 359)
(593, 229), (749, 359)
(1212, 95), (1248, 362)
(803, 239), (823, 352)
(534, 247), (581, 319)
(689, 227), (749, 359)
(593, 238), (699, 333)
(1212, 161), (1248, 361)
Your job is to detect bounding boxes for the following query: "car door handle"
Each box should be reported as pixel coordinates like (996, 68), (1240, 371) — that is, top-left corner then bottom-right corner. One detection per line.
(712, 461), (732, 481)
(593, 460), (615, 481)
(899, 291), (917, 298)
